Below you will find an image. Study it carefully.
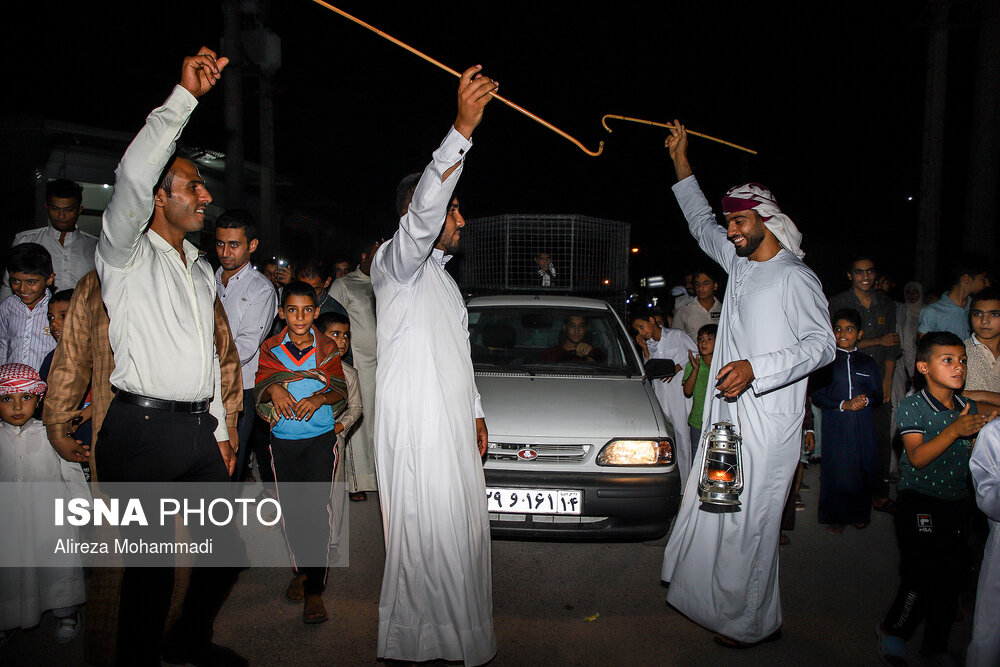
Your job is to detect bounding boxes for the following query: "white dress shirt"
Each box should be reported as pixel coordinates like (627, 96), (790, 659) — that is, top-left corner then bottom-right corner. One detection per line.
(96, 85), (227, 441)
(0, 291), (56, 370)
(673, 296), (722, 342)
(215, 262), (278, 390)
(0, 225), (98, 301)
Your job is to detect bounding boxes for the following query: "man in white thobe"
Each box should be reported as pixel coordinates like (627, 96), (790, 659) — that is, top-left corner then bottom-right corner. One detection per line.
(632, 313), (698, 487)
(329, 238), (380, 498)
(968, 418), (1000, 667)
(660, 121), (835, 646)
(371, 65), (497, 666)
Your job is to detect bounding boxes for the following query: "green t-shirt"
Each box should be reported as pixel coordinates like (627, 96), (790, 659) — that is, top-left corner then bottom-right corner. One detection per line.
(895, 389), (977, 500)
(683, 359), (712, 429)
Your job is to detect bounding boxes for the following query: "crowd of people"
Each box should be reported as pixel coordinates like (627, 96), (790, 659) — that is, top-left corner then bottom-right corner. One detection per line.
(1, 47), (998, 667)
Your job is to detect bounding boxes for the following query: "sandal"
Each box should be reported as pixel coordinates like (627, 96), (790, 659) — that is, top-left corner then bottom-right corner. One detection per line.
(827, 525), (845, 535)
(876, 623), (908, 666)
(303, 594), (328, 624)
(779, 532), (790, 546)
(285, 573), (306, 602)
(349, 491), (367, 502)
(855, 522), (870, 530)
(873, 498), (897, 515)
(713, 627), (782, 649)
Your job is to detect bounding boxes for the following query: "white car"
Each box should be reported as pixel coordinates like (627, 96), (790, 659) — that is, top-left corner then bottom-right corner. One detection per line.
(469, 295), (680, 540)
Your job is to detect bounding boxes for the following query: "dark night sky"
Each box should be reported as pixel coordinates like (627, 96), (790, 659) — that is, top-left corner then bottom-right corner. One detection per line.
(6, 1), (986, 293)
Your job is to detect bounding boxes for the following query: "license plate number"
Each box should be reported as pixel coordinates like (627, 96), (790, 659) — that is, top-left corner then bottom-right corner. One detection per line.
(486, 487), (582, 515)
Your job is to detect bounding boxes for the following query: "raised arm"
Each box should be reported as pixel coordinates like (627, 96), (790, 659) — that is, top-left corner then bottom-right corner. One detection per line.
(376, 65), (496, 283)
(666, 121), (736, 273)
(97, 48), (228, 269)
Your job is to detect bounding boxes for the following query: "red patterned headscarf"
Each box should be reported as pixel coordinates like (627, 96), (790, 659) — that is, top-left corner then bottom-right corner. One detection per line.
(0, 363), (47, 397)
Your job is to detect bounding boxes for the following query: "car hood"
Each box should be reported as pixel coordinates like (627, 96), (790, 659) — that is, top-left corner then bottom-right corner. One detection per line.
(475, 374), (666, 440)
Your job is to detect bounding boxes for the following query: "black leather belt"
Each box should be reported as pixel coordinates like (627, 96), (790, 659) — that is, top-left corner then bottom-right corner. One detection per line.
(113, 387), (211, 414)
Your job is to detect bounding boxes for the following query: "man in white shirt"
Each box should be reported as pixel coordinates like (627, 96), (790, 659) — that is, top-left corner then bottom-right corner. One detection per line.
(328, 236), (381, 500)
(673, 268), (722, 341)
(215, 209), (278, 481)
(372, 64), (497, 666)
(0, 179), (98, 300)
(93, 48), (246, 667)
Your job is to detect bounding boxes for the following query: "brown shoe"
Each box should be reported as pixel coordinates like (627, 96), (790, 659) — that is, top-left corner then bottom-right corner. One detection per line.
(285, 573), (306, 602)
(303, 593), (328, 624)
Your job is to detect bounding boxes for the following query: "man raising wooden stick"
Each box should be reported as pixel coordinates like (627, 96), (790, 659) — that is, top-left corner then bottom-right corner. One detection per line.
(660, 120), (835, 648)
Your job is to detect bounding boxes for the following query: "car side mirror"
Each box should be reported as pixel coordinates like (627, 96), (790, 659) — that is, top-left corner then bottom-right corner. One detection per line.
(644, 358), (677, 381)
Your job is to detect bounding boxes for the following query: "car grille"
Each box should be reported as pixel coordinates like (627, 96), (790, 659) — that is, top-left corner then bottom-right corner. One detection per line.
(486, 443), (591, 463)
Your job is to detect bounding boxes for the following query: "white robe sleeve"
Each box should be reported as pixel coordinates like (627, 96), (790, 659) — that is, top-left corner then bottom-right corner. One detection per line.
(671, 176), (736, 275)
(377, 127), (472, 284)
(971, 421), (1000, 521)
(748, 263), (835, 395)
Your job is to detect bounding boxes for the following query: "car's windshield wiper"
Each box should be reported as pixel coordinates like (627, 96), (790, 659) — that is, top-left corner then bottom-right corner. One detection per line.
(521, 362), (628, 376)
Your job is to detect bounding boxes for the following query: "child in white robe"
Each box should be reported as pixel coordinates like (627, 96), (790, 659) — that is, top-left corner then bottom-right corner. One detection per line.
(0, 363), (88, 645)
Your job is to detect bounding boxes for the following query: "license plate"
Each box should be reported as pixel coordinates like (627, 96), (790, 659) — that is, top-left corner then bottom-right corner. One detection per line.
(486, 487), (582, 515)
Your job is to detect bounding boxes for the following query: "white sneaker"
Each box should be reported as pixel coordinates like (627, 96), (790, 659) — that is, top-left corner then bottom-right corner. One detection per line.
(54, 611), (82, 643)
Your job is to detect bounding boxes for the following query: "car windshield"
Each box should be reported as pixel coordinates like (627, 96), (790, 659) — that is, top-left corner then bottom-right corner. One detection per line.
(468, 305), (641, 376)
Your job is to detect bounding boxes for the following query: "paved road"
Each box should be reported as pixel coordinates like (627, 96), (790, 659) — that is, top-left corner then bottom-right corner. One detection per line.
(1, 465), (977, 666)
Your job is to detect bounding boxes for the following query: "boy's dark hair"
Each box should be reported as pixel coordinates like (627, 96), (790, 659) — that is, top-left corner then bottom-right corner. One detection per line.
(916, 331), (966, 364)
(216, 209), (258, 243)
(697, 323), (718, 338)
(395, 173), (422, 217)
(50, 289), (74, 305)
(831, 308), (863, 330)
(690, 268), (716, 283)
(945, 254), (989, 288)
(628, 309), (658, 326)
(280, 281), (319, 307)
(331, 255), (350, 267)
(970, 287), (1000, 310)
(297, 258), (332, 282)
(8, 242), (53, 278)
(315, 312), (350, 332)
(46, 179), (83, 204)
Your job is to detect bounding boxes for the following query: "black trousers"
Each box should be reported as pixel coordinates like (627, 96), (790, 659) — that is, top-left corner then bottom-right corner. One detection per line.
(96, 398), (244, 667)
(882, 490), (970, 654)
(270, 431), (337, 595)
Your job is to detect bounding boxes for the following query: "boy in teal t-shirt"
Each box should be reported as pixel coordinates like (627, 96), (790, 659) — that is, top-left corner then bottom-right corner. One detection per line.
(877, 332), (998, 664)
(682, 324), (716, 458)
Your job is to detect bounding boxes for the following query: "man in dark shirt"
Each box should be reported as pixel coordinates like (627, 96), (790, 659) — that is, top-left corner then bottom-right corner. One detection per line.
(541, 315), (607, 363)
(828, 255), (900, 513)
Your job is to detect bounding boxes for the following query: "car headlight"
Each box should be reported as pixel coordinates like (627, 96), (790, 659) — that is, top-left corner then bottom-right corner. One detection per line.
(597, 439), (673, 466)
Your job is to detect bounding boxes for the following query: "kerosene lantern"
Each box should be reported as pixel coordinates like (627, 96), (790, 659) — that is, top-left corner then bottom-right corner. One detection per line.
(698, 421), (744, 506)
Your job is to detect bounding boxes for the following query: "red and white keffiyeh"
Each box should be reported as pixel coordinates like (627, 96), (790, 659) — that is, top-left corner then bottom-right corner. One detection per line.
(0, 363), (47, 397)
(722, 183), (805, 260)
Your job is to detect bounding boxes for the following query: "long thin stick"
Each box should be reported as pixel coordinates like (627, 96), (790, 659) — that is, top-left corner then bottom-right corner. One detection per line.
(601, 115), (757, 155)
(309, 0), (604, 156)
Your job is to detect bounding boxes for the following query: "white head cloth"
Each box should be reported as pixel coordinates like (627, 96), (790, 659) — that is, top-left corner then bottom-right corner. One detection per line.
(721, 183), (805, 260)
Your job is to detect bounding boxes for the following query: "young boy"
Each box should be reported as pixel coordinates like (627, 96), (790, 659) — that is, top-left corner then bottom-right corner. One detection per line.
(810, 308), (882, 533)
(877, 332), (998, 665)
(0, 243), (56, 370)
(0, 363), (88, 645)
(682, 323), (717, 457)
(255, 282), (348, 625)
(632, 311), (697, 487)
(315, 312), (363, 501)
(962, 287), (1000, 413)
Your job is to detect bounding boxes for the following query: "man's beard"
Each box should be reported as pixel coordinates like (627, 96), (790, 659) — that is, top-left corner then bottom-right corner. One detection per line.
(730, 226), (765, 257)
(436, 228), (460, 254)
